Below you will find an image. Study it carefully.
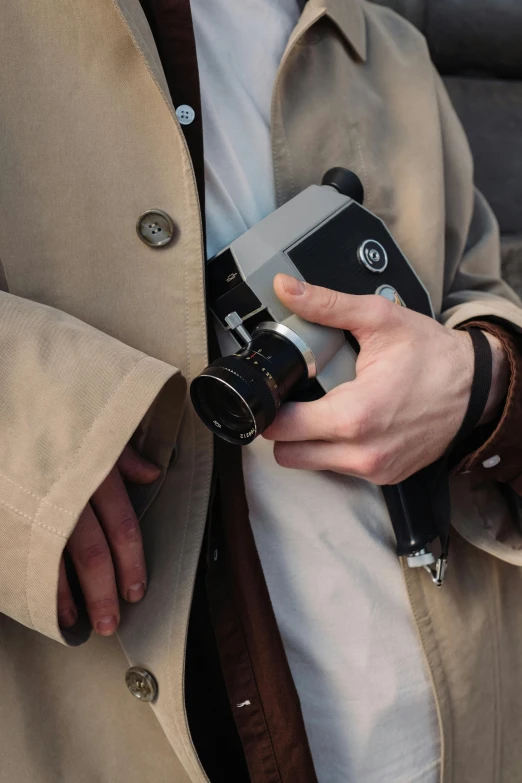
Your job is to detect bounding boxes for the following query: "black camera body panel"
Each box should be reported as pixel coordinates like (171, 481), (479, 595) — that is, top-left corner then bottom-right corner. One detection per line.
(287, 202), (432, 317)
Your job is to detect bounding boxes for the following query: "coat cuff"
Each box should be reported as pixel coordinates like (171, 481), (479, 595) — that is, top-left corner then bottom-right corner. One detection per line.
(0, 292), (192, 644)
(451, 321), (522, 493)
(50, 357), (183, 644)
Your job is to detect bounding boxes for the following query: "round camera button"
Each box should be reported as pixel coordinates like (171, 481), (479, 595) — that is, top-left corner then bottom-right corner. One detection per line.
(375, 284), (405, 307)
(357, 239), (388, 273)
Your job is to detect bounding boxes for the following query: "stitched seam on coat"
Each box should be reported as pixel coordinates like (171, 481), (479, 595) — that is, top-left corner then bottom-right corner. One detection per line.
(18, 505), (69, 631)
(112, 1), (178, 124)
(0, 496), (68, 539)
(24, 357), (146, 631)
(0, 473), (75, 515)
(35, 521), (68, 538)
(402, 566), (450, 783)
(35, 358), (145, 512)
(155, 31), (206, 776)
(115, 5), (170, 101)
(24, 521), (35, 630)
(270, 11), (326, 204)
(110, 5), (212, 777)
(111, 5), (206, 775)
(0, 497), (34, 524)
(38, 500), (75, 516)
(166, 135), (207, 782)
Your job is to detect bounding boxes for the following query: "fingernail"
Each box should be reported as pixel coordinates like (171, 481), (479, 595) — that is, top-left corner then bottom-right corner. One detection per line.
(281, 275), (306, 296)
(126, 582), (146, 603)
(95, 616), (118, 636)
(58, 609), (77, 628)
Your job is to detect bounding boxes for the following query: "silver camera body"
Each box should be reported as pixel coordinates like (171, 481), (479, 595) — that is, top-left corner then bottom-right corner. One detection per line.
(208, 178), (433, 393)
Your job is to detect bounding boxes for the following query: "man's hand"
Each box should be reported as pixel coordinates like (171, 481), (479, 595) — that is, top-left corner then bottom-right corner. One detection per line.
(57, 445), (160, 636)
(263, 274), (508, 484)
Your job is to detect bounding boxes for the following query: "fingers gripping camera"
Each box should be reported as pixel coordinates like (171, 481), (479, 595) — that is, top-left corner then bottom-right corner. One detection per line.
(191, 167), (432, 445)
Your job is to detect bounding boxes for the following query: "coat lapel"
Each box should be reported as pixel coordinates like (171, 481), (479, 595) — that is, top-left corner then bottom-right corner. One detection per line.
(112, 0), (172, 104)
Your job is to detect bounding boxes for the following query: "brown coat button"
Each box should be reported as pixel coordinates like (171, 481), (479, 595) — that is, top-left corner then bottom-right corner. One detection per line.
(125, 666), (158, 702)
(136, 209), (176, 247)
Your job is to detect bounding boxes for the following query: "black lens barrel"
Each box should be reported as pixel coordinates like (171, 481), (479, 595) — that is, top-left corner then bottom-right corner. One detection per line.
(190, 329), (308, 445)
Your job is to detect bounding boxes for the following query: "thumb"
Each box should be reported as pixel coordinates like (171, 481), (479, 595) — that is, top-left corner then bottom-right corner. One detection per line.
(274, 274), (393, 341)
(117, 444), (162, 485)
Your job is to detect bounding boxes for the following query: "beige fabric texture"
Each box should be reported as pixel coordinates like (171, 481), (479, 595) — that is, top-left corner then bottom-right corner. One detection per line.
(0, 292), (185, 643)
(1, 0), (522, 781)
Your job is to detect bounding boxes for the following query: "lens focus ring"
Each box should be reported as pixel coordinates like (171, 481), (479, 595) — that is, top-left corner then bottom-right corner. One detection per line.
(190, 329), (309, 445)
(217, 354), (279, 422)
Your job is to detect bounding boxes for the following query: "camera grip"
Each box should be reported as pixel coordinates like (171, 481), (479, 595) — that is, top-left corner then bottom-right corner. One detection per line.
(382, 459), (451, 561)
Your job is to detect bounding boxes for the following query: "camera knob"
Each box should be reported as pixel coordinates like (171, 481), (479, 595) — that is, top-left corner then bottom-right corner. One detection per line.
(321, 167), (364, 204)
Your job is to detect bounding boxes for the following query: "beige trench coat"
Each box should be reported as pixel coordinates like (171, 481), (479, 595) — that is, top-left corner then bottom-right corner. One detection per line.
(1, 1), (522, 781)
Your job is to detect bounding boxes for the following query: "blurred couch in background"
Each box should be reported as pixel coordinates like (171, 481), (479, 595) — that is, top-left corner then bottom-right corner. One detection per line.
(371, 0), (522, 296)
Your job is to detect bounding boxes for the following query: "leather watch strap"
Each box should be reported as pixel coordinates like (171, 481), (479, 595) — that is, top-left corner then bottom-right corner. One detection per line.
(452, 327), (492, 445)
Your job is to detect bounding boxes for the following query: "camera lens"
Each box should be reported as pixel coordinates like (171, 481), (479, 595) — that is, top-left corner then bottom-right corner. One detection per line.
(212, 384), (253, 432)
(190, 328), (308, 445)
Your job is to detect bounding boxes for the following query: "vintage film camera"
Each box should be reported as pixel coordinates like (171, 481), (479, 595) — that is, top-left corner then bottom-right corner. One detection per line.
(191, 169), (450, 585)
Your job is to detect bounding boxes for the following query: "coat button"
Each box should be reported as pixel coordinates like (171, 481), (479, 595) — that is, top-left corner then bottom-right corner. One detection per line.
(136, 209), (176, 247)
(125, 666), (158, 702)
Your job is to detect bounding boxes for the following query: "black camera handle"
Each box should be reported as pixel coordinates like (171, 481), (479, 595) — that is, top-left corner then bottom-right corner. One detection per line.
(382, 326), (493, 586)
(323, 168), (494, 585)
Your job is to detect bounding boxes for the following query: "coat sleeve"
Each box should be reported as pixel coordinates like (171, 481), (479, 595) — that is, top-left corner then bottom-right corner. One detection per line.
(0, 291), (186, 645)
(435, 71), (522, 330)
(432, 72), (522, 563)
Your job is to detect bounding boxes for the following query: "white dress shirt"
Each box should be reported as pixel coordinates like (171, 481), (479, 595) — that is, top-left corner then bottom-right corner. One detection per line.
(191, 1), (441, 780)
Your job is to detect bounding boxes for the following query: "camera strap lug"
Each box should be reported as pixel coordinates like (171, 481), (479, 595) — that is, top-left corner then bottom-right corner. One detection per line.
(406, 540), (449, 588)
(423, 555), (447, 588)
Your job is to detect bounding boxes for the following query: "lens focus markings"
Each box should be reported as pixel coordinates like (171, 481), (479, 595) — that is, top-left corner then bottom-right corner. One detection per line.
(245, 352), (278, 388)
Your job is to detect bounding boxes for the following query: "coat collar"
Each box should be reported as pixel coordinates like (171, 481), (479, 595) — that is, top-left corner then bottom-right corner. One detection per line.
(117, 0), (368, 83)
(323, 0), (367, 60)
(292, 0), (367, 61)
